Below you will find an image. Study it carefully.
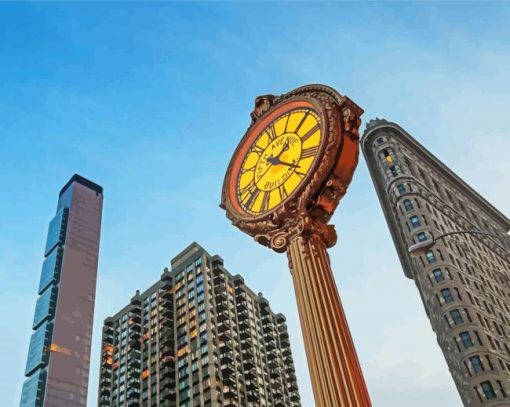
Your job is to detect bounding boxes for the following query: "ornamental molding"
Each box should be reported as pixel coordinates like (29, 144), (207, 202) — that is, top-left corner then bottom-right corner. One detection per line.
(221, 84), (362, 253)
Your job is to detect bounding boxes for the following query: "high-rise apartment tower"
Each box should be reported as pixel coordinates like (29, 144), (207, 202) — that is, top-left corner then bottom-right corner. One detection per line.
(362, 119), (510, 406)
(21, 174), (104, 407)
(97, 242), (301, 407)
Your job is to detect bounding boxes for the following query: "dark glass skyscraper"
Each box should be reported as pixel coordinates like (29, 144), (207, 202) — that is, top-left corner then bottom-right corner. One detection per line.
(21, 174), (104, 407)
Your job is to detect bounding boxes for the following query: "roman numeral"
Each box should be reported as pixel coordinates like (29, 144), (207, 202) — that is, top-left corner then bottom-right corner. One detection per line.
(266, 124), (277, 141)
(294, 170), (306, 179)
(283, 113), (290, 133)
(301, 124), (320, 143)
(294, 112), (309, 134)
(301, 146), (319, 159)
(260, 192), (270, 212)
(240, 166), (255, 175)
(245, 189), (260, 210)
(251, 145), (264, 155)
(239, 179), (256, 197)
(279, 185), (288, 200)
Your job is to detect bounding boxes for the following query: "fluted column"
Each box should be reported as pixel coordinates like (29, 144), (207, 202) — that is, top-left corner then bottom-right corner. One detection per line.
(287, 232), (371, 407)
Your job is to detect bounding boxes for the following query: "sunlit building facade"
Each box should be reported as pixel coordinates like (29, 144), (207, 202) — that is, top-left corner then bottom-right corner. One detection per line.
(20, 174), (104, 406)
(98, 242), (300, 407)
(362, 119), (510, 406)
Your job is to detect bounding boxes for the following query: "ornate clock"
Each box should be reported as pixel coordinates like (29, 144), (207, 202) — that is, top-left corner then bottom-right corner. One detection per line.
(221, 84), (363, 252)
(220, 85), (371, 407)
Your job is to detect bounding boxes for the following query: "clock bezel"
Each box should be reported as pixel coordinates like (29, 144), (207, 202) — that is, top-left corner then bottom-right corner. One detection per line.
(226, 97), (329, 221)
(220, 84), (363, 252)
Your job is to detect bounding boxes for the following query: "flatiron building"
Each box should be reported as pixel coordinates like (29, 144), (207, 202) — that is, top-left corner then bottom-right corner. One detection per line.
(362, 119), (510, 406)
(97, 242), (301, 407)
(20, 174), (104, 406)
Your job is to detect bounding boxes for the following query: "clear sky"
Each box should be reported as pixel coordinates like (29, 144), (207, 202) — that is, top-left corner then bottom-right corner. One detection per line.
(1, 2), (510, 406)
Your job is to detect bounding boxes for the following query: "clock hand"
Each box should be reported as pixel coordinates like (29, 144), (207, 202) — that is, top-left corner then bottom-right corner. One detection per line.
(275, 140), (289, 159)
(277, 160), (301, 169)
(258, 155), (277, 179)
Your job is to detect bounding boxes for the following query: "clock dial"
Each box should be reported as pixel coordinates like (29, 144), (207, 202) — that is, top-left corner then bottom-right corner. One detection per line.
(236, 107), (322, 216)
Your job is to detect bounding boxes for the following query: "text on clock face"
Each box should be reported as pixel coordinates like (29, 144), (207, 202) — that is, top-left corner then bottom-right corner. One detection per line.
(236, 107), (322, 215)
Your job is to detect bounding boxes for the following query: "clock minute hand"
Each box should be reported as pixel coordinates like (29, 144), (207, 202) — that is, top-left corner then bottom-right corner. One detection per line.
(275, 140), (290, 159)
(267, 156), (301, 169)
(276, 159), (301, 169)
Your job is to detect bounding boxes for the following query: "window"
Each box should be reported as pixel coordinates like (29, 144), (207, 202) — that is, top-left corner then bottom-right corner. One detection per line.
(460, 332), (473, 349)
(441, 288), (453, 304)
(481, 381), (496, 399)
(397, 184), (406, 194)
(417, 232), (427, 242)
(403, 199), (413, 211)
(470, 356), (484, 373)
(410, 216), (421, 228)
(432, 269), (444, 282)
(450, 310), (463, 325)
(425, 251), (436, 264)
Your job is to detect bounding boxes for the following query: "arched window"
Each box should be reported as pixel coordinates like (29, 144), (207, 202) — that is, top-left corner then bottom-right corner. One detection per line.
(460, 331), (474, 348)
(403, 199), (413, 211)
(432, 268), (444, 282)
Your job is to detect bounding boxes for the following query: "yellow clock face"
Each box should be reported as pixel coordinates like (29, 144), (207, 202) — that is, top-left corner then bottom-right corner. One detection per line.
(236, 107), (322, 216)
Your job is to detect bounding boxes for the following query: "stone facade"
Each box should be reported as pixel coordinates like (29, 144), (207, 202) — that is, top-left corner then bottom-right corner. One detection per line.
(362, 119), (510, 406)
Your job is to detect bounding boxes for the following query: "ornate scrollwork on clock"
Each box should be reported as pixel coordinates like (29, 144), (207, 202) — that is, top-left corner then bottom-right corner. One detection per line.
(220, 84), (363, 252)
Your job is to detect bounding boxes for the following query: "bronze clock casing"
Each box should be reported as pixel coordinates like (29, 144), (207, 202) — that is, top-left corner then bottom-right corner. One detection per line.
(220, 84), (371, 407)
(221, 84), (362, 253)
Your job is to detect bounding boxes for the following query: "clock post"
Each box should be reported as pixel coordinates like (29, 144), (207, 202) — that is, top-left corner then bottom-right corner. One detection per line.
(221, 85), (371, 407)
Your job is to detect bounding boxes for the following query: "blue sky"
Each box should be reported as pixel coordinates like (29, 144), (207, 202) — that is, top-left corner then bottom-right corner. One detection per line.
(2, 2), (510, 406)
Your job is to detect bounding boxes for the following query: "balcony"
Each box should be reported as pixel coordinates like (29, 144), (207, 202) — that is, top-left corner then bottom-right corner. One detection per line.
(268, 360), (278, 370)
(270, 369), (280, 379)
(217, 300), (228, 312)
(223, 386), (237, 398)
(160, 315), (172, 327)
(266, 350), (277, 361)
(246, 389), (259, 403)
(246, 380), (258, 391)
(220, 352), (234, 365)
(217, 311), (229, 322)
(243, 358), (255, 370)
(288, 381), (298, 392)
(221, 368), (236, 386)
(219, 341), (229, 353)
(279, 337), (290, 347)
(218, 321), (232, 333)
(218, 330), (232, 342)
(160, 388), (176, 402)
(238, 319), (250, 332)
(160, 366), (174, 378)
(265, 340), (276, 351)
(221, 363), (235, 376)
